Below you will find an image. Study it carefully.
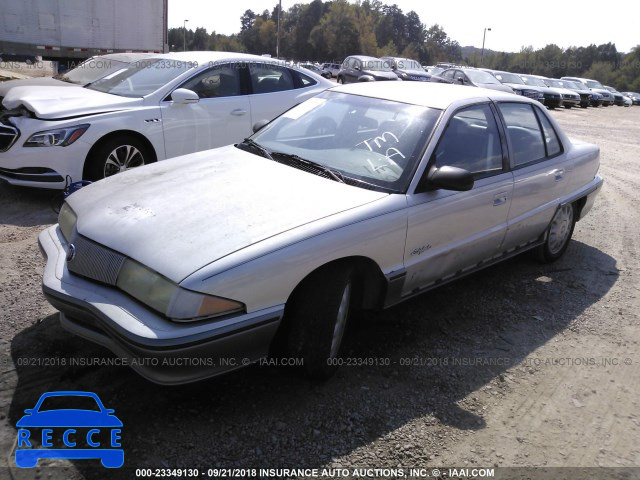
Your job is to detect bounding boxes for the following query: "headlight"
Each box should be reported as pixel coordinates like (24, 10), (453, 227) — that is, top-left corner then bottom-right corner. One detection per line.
(58, 203), (77, 241)
(116, 259), (245, 322)
(24, 124), (89, 147)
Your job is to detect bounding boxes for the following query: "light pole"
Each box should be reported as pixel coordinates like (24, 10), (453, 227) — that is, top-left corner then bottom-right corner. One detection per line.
(183, 19), (189, 52)
(276, 0), (281, 59)
(480, 27), (491, 66)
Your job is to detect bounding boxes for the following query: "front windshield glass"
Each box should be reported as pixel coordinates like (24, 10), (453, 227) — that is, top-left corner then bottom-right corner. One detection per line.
(362, 59), (393, 72)
(545, 79), (564, 88)
(465, 70), (501, 84)
(54, 57), (129, 85)
(573, 81), (589, 90)
(248, 91), (441, 193)
(585, 79), (604, 89)
(521, 75), (547, 87)
(395, 58), (423, 71)
(495, 72), (525, 84)
(86, 59), (196, 97)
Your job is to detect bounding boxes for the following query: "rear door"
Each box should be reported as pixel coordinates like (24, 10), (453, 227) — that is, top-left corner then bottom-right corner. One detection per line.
(496, 102), (572, 249)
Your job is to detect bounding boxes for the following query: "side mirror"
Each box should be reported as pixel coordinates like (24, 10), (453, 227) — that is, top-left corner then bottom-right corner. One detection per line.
(420, 165), (474, 192)
(171, 88), (200, 104)
(252, 119), (270, 133)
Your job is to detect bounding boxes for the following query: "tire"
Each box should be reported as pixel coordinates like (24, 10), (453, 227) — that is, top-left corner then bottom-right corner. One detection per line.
(286, 264), (354, 379)
(564, 104), (572, 109)
(536, 203), (576, 263)
(86, 136), (150, 181)
(337, 76), (345, 84)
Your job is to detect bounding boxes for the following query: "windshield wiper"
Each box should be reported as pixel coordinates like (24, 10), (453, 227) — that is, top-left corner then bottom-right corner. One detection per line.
(237, 138), (274, 160)
(270, 151), (345, 183)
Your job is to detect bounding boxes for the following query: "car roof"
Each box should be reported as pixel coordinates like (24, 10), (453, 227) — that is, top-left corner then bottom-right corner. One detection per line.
(143, 51), (294, 64)
(330, 81), (521, 109)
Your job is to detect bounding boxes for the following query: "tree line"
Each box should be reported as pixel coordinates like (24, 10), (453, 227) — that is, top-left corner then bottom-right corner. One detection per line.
(167, 0), (640, 91)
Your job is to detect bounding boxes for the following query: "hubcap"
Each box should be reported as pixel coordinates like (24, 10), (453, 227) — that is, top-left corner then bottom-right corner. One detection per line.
(329, 282), (351, 359)
(547, 204), (573, 255)
(104, 144), (144, 177)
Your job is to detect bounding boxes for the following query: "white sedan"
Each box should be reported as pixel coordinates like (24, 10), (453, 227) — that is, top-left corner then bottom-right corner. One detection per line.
(0, 51), (332, 188)
(39, 82), (603, 384)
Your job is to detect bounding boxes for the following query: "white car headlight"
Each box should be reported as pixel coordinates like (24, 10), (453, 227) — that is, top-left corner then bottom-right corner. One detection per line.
(116, 259), (244, 322)
(24, 124), (89, 147)
(58, 203), (77, 241)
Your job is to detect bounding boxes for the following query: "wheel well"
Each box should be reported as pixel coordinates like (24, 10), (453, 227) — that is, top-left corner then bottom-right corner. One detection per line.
(269, 256), (387, 358)
(287, 257), (387, 312)
(574, 195), (588, 221)
(82, 131), (157, 180)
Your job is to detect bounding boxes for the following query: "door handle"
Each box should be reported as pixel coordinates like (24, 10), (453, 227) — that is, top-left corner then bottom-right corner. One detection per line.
(493, 192), (508, 206)
(230, 109), (247, 116)
(554, 169), (565, 181)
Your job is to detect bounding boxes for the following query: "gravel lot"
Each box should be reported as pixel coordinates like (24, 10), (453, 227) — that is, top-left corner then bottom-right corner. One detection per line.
(0, 104), (639, 480)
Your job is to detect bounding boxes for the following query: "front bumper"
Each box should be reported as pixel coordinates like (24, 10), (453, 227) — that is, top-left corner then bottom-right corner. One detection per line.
(38, 225), (283, 385)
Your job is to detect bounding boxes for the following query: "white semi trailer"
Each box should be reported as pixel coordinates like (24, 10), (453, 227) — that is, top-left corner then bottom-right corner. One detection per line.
(0, 0), (168, 68)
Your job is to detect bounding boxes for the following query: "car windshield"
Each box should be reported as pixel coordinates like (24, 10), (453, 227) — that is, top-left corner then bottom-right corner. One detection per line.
(465, 70), (501, 84)
(520, 75), (547, 87)
(86, 58), (196, 97)
(362, 59), (393, 72)
(246, 91), (441, 193)
(37, 395), (101, 412)
(495, 72), (525, 84)
(394, 58), (423, 71)
(54, 57), (130, 85)
(585, 79), (604, 89)
(545, 79), (564, 88)
(573, 81), (589, 90)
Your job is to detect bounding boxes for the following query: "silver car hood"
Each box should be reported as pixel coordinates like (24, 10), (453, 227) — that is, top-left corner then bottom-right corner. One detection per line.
(1, 85), (142, 119)
(68, 146), (388, 282)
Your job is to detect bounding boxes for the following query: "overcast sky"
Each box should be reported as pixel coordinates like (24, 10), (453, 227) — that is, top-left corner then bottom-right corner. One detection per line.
(168, 0), (639, 54)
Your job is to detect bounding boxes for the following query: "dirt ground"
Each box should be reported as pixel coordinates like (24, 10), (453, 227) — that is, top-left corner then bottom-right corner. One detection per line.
(0, 105), (639, 480)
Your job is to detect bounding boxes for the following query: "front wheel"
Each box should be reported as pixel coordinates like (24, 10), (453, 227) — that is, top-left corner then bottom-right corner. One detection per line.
(536, 203), (575, 263)
(286, 264), (354, 379)
(86, 136), (150, 181)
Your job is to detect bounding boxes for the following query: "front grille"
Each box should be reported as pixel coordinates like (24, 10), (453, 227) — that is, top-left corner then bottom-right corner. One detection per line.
(0, 124), (19, 152)
(67, 235), (126, 286)
(523, 91), (539, 99)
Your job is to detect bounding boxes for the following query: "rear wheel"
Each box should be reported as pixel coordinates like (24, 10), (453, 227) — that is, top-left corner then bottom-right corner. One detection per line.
(287, 264), (354, 379)
(86, 136), (151, 181)
(536, 203), (575, 263)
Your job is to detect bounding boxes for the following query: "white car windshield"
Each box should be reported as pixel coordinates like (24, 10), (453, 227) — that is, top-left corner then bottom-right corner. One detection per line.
(521, 75), (548, 87)
(496, 72), (525, 85)
(245, 91), (441, 193)
(86, 59), (196, 97)
(465, 70), (501, 84)
(585, 80), (605, 89)
(54, 57), (129, 85)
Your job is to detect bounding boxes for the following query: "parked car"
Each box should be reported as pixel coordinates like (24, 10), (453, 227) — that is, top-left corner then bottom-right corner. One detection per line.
(321, 63), (341, 78)
(482, 69), (544, 102)
(380, 57), (430, 81)
(621, 92), (640, 105)
(0, 53), (155, 106)
(431, 67), (513, 93)
(561, 77), (614, 106)
(336, 55), (399, 84)
(555, 79), (593, 108)
(540, 78), (581, 109)
(603, 86), (625, 106)
(39, 82), (603, 384)
(299, 63), (332, 79)
(518, 74), (564, 109)
(0, 51), (333, 189)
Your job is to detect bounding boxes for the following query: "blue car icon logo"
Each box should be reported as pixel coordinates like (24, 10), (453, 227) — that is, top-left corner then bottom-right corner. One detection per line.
(15, 391), (123, 468)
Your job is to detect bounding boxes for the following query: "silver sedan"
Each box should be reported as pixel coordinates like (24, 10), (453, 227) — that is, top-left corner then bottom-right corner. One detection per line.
(39, 82), (603, 384)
